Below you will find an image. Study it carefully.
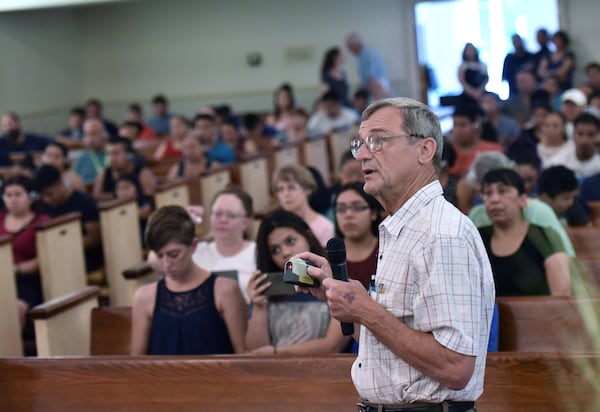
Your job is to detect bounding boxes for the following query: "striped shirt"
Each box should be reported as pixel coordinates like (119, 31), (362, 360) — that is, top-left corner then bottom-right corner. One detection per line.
(351, 181), (495, 403)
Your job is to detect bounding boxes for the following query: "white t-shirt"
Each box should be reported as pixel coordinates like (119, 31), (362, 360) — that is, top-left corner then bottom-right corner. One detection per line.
(307, 107), (359, 135)
(192, 241), (257, 302)
(546, 149), (600, 179)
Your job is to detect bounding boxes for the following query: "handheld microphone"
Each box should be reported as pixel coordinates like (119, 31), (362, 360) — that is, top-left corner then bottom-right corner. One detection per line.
(326, 238), (355, 336)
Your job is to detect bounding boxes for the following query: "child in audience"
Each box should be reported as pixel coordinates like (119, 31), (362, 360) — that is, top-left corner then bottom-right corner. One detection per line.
(272, 164), (334, 247)
(245, 210), (351, 355)
(131, 205), (247, 355)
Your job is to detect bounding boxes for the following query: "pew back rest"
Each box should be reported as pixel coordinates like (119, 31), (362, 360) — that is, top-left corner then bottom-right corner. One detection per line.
(0, 353), (597, 411)
(35, 212), (87, 301)
(497, 296), (598, 352)
(0, 234), (22, 356)
(90, 306), (132, 355)
(301, 136), (331, 185)
(99, 198), (144, 306)
(566, 226), (600, 258)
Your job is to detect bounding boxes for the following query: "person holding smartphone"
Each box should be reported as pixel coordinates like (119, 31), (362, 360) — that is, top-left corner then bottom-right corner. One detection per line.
(245, 210), (351, 355)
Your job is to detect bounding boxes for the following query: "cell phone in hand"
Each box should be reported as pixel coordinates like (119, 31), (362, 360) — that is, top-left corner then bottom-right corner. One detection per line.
(260, 272), (296, 296)
(215, 270), (239, 282)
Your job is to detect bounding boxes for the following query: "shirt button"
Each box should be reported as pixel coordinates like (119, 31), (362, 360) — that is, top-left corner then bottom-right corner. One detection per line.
(358, 363), (362, 368)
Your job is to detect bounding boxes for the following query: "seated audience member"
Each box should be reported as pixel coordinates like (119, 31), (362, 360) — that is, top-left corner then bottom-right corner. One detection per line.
(93, 136), (156, 202)
(456, 151), (516, 215)
(126, 103), (156, 140)
(265, 83), (296, 132)
(115, 174), (152, 221)
(329, 149), (364, 204)
(589, 91), (600, 118)
(117, 121), (149, 168)
(189, 188), (256, 302)
(468, 162), (576, 258)
(512, 150), (542, 196)
(33, 164), (103, 272)
(307, 91), (359, 136)
(580, 171), (600, 226)
(220, 116), (244, 156)
(40, 141), (86, 193)
(153, 115), (188, 161)
(273, 164), (334, 247)
(147, 94), (171, 136)
(481, 91), (521, 147)
(351, 88), (370, 116)
(281, 108), (310, 143)
(542, 75), (562, 111)
(73, 118), (108, 185)
(85, 98), (118, 137)
(447, 105), (503, 179)
(332, 182), (382, 289)
(560, 88), (587, 140)
(546, 113), (600, 179)
(194, 113), (236, 167)
(131, 206), (247, 355)
(245, 210), (351, 355)
(538, 165), (588, 227)
(581, 61), (600, 98)
(241, 113), (277, 153)
(166, 134), (208, 180)
(0, 111), (52, 155)
(537, 111), (572, 168)
(0, 176), (50, 331)
(56, 107), (85, 146)
(505, 102), (550, 163)
(478, 168), (571, 296)
(502, 70), (538, 126)
(439, 141), (458, 206)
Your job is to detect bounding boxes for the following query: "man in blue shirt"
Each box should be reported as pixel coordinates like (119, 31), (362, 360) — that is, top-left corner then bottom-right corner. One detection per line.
(193, 113), (236, 167)
(147, 94), (171, 136)
(346, 32), (391, 98)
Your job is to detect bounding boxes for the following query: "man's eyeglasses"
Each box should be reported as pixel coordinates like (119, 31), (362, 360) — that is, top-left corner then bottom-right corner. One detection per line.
(350, 134), (425, 158)
(334, 203), (370, 214)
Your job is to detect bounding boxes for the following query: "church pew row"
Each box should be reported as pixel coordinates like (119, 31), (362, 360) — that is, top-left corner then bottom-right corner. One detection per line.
(0, 353), (597, 411)
(0, 234), (22, 357)
(496, 296), (600, 352)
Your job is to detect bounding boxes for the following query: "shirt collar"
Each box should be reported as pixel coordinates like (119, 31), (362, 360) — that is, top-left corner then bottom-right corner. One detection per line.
(381, 180), (443, 239)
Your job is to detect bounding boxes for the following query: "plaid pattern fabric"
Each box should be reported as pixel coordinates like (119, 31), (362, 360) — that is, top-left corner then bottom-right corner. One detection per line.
(352, 181), (495, 403)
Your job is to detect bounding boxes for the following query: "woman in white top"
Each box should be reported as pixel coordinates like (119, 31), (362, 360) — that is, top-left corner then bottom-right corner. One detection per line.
(189, 188), (256, 302)
(537, 111), (573, 168)
(272, 164), (334, 247)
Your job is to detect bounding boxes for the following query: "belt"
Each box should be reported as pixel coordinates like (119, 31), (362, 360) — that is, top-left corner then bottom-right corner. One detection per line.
(357, 401), (475, 412)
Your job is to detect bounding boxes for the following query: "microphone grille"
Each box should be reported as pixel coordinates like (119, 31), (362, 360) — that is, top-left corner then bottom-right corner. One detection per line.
(326, 237), (346, 261)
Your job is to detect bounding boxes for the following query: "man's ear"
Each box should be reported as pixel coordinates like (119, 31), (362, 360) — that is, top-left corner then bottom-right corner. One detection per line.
(417, 137), (437, 165)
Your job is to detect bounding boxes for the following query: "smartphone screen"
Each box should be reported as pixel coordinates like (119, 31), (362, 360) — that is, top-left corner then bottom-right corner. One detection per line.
(261, 272), (296, 296)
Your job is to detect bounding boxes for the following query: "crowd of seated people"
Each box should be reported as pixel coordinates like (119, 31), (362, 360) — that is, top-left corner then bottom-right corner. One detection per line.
(3, 26), (600, 359)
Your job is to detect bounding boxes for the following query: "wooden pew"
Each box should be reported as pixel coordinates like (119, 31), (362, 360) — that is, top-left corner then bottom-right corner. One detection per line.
(29, 286), (100, 357)
(153, 179), (191, 210)
(231, 154), (272, 212)
(328, 126), (356, 177)
(193, 166), (232, 235)
(98, 198), (144, 307)
(567, 226), (600, 258)
(35, 212), (87, 301)
(496, 296), (599, 352)
(90, 306), (132, 355)
(0, 234), (22, 357)
(301, 135), (331, 185)
(271, 140), (301, 174)
(0, 353), (597, 411)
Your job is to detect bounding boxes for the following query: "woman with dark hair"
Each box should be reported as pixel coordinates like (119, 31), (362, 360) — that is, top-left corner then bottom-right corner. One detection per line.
(266, 83), (296, 132)
(320, 47), (350, 107)
(478, 168), (571, 296)
(537, 111), (572, 168)
(332, 182), (382, 289)
(0, 175), (50, 330)
(245, 210), (351, 355)
(537, 30), (576, 92)
(40, 141), (85, 193)
(458, 42), (489, 106)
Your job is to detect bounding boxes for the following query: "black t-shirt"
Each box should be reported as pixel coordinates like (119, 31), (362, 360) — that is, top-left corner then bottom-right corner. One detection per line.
(40, 190), (99, 225)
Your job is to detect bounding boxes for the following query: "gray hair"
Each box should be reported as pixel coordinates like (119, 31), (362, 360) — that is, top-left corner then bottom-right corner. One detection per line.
(465, 151), (516, 188)
(362, 97), (444, 170)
